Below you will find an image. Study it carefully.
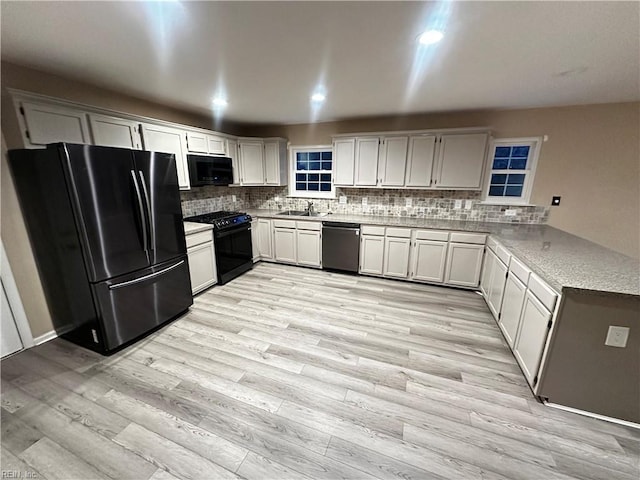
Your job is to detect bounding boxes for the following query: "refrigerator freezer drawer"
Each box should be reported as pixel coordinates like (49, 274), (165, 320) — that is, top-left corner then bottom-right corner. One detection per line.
(92, 257), (193, 351)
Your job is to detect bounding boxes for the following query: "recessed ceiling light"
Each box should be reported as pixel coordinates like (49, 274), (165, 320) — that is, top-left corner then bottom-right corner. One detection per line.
(212, 97), (228, 108)
(311, 92), (326, 103)
(418, 29), (444, 46)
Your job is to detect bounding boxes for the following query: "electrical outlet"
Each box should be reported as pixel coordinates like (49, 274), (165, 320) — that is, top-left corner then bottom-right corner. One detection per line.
(504, 209), (518, 216)
(605, 326), (630, 348)
(232, 195), (236, 202)
(405, 198), (412, 207)
(454, 200), (462, 210)
(274, 196), (280, 202)
(464, 200), (473, 210)
(362, 197), (368, 206)
(339, 195), (347, 204)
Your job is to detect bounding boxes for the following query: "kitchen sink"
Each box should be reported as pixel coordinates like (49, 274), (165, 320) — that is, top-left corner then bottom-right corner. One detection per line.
(277, 210), (309, 216)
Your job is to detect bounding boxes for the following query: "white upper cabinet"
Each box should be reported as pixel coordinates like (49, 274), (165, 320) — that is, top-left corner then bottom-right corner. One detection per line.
(89, 114), (142, 150)
(140, 123), (190, 189)
(238, 139), (265, 185)
(264, 138), (287, 186)
(378, 136), (408, 186)
(354, 137), (380, 186)
(333, 138), (356, 186)
(186, 131), (227, 156)
(20, 102), (91, 146)
(405, 135), (437, 187)
(226, 139), (240, 185)
(185, 131), (208, 154)
(435, 133), (488, 189)
(207, 135), (227, 155)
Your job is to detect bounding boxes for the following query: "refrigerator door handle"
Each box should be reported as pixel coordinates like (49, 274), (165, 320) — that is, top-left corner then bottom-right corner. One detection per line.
(130, 170), (148, 252)
(138, 170), (155, 250)
(108, 260), (185, 290)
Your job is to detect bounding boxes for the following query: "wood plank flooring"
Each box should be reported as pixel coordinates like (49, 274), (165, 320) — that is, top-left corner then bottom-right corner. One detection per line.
(2, 262), (638, 480)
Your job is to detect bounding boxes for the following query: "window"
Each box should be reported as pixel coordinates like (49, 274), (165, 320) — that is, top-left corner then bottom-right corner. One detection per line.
(484, 137), (541, 204)
(289, 146), (335, 198)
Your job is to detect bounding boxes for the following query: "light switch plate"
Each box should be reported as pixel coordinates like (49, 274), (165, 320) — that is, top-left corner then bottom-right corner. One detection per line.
(465, 200), (473, 210)
(339, 195), (347, 204)
(405, 198), (412, 207)
(605, 326), (630, 348)
(232, 195), (237, 202)
(362, 197), (368, 206)
(454, 200), (462, 210)
(505, 209), (518, 217)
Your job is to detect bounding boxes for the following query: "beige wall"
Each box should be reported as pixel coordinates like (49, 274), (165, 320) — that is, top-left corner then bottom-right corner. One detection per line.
(248, 103), (640, 259)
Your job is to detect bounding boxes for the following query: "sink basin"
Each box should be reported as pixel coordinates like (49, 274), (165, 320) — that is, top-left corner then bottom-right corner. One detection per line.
(277, 210), (309, 216)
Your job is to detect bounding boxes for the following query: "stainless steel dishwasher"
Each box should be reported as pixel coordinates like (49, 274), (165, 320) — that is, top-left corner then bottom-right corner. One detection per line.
(322, 222), (361, 272)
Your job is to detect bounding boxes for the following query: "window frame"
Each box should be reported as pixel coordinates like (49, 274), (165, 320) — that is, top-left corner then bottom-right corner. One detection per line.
(482, 137), (542, 205)
(288, 145), (336, 199)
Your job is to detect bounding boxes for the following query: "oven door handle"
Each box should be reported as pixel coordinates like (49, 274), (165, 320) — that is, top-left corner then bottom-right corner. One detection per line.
(214, 224), (251, 239)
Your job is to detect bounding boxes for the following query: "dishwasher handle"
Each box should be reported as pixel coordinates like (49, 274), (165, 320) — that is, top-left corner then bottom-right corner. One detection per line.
(322, 221), (361, 230)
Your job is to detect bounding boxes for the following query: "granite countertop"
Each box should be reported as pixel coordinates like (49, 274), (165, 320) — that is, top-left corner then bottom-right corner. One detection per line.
(183, 221), (214, 235)
(242, 209), (640, 297)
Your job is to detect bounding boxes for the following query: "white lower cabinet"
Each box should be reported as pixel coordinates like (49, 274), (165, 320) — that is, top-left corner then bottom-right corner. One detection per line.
(251, 221), (260, 262)
(256, 219), (273, 260)
(487, 255), (508, 318)
(185, 229), (217, 295)
(411, 240), (448, 283)
(296, 229), (321, 267)
(383, 236), (411, 278)
(444, 243), (484, 287)
(513, 291), (553, 385)
(360, 235), (385, 276)
(273, 226), (297, 264)
(499, 273), (527, 347)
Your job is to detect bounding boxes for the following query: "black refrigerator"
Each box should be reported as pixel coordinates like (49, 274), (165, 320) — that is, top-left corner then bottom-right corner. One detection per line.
(9, 143), (193, 354)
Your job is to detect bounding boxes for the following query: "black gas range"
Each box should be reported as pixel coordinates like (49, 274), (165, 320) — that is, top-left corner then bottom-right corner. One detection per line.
(184, 211), (253, 285)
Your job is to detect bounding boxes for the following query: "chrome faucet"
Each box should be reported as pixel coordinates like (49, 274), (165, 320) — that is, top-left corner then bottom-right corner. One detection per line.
(306, 201), (315, 215)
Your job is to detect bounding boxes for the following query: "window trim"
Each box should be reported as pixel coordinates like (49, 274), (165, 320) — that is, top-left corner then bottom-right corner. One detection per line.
(288, 145), (336, 199)
(482, 137), (542, 205)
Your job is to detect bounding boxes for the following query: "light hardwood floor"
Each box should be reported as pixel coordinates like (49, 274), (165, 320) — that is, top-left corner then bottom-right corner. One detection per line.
(2, 262), (639, 479)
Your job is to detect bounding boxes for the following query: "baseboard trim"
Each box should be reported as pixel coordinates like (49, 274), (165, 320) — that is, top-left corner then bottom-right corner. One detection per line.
(544, 401), (640, 430)
(33, 330), (58, 345)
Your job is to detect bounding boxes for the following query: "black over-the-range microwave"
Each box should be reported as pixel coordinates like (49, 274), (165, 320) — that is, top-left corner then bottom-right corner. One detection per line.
(187, 154), (233, 186)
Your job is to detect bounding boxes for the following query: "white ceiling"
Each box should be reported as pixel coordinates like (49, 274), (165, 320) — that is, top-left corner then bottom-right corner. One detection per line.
(1, 1), (638, 125)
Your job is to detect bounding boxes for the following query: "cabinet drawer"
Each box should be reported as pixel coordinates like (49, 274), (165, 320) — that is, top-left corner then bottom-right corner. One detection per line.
(272, 219), (296, 229)
(527, 273), (558, 311)
(487, 236), (498, 253)
(385, 227), (411, 238)
(361, 225), (385, 236)
(509, 256), (531, 285)
(296, 221), (321, 231)
(415, 230), (449, 241)
(186, 230), (213, 248)
(449, 232), (486, 245)
(496, 244), (511, 265)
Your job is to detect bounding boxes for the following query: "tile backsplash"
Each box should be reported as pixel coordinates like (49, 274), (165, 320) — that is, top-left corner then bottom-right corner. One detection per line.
(181, 186), (549, 224)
